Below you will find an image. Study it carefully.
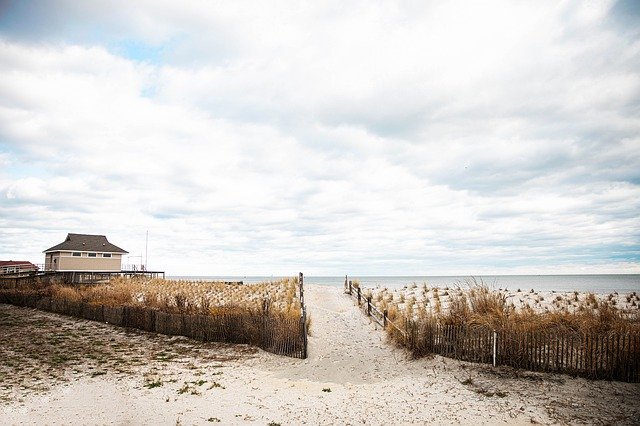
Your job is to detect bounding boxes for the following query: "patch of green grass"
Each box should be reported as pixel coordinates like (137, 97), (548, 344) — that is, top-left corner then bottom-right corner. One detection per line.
(154, 351), (177, 362)
(50, 355), (71, 365)
(474, 388), (506, 397)
(144, 379), (163, 389)
(176, 382), (202, 395)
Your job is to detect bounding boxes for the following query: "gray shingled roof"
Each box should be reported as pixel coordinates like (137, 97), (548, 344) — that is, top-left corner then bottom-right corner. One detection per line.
(44, 233), (128, 254)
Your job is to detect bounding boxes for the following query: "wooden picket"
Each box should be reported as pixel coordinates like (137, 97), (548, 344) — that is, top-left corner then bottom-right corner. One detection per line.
(343, 283), (639, 382)
(403, 322), (640, 382)
(0, 287), (308, 359)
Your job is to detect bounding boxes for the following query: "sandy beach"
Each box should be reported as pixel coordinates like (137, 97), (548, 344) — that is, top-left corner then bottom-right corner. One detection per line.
(2, 284), (639, 425)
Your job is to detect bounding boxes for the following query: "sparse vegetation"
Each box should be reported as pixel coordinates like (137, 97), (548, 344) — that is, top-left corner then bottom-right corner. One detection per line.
(144, 378), (163, 389)
(359, 278), (640, 381)
(0, 302), (256, 405)
(0, 276), (308, 359)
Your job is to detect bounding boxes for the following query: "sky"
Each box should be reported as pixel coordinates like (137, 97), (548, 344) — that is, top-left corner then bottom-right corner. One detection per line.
(0, 0), (639, 276)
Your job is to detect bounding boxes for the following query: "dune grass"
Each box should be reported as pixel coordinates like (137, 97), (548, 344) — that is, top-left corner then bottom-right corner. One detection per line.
(370, 279), (640, 336)
(45, 276), (302, 319)
(359, 279), (640, 380)
(0, 276), (308, 358)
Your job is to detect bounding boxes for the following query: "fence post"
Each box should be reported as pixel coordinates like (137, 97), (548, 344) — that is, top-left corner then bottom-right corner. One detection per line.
(344, 275), (348, 292)
(299, 272), (304, 306)
(348, 281), (352, 295)
(383, 310), (388, 328)
(493, 330), (497, 367)
(357, 287), (361, 305)
(299, 272), (308, 359)
(367, 296), (371, 316)
(301, 306), (308, 359)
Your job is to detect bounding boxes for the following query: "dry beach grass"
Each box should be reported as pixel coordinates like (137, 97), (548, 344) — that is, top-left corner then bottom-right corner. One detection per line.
(349, 279), (640, 382)
(360, 279), (640, 335)
(50, 276), (302, 316)
(0, 276), (307, 359)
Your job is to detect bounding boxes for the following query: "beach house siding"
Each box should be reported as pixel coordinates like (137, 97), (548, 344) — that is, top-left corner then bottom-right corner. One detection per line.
(45, 252), (123, 272)
(44, 234), (128, 272)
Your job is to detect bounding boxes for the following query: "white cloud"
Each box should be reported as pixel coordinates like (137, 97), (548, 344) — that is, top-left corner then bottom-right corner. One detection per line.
(0, 1), (638, 276)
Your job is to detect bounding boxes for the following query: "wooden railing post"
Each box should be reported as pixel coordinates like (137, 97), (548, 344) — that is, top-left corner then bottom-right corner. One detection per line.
(298, 272), (304, 303)
(344, 275), (348, 292)
(298, 272), (307, 359)
(301, 306), (308, 359)
(383, 310), (388, 328)
(357, 287), (361, 305)
(367, 296), (372, 316)
(493, 330), (497, 367)
(348, 280), (352, 295)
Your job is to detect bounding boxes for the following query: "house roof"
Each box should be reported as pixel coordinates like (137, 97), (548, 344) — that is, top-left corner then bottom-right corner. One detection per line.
(0, 260), (38, 268)
(44, 233), (128, 254)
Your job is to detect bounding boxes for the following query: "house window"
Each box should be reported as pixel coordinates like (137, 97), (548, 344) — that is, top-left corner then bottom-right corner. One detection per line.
(103, 253), (112, 258)
(88, 253), (97, 257)
(72, 252), (81, 257)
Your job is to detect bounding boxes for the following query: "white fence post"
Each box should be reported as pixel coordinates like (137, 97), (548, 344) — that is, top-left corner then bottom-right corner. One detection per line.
(493, 330), (497, 367)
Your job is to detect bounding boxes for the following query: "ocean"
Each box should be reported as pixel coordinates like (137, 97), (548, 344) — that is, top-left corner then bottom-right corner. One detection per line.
(167, 274), (640, 294)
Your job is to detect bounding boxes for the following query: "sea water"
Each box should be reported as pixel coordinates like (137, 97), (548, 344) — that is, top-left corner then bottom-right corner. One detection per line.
(167, 274), (640, 294)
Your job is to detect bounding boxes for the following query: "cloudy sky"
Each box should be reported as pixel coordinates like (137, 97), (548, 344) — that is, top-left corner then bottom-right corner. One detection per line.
(0, 0), (639, 276)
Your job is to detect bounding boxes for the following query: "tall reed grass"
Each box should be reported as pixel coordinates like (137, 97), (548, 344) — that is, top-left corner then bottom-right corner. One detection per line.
(46, 277), (302, 319)
(365, 279), (640, 381)
(372, 279), (639, 337)
(0, 276), (307, 358)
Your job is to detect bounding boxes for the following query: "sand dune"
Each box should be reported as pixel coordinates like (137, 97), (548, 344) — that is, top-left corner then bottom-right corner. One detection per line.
(1, 284), (639, 425)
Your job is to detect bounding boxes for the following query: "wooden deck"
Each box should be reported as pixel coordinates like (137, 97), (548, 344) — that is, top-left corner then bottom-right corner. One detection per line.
(0, 269), (165, 285)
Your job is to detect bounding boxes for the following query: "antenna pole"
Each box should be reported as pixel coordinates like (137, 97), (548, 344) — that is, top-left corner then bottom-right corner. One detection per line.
(145, 230), (148, 270)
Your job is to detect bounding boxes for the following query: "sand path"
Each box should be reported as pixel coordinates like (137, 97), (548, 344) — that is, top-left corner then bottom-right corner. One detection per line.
(2, 285), (640, 425)
(269, 283), (398, 384)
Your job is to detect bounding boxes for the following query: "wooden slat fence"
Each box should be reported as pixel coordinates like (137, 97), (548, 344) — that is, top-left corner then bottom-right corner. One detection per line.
(344, 278), (406, 340)
(344, 278), (640, 382)
(405, 322), (639, 382)
(0, 276), (309, 359)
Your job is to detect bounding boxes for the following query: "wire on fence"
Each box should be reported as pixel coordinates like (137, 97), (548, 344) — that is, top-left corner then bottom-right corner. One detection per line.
(344, 277), (407, 340)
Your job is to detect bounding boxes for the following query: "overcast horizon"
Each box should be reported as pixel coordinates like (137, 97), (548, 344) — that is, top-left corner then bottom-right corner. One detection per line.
(1, 0), (639, 276)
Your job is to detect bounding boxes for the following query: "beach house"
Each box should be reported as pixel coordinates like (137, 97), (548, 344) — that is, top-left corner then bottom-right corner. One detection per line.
(44, 233), (128, 272)
(0, 260), (39, 275)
